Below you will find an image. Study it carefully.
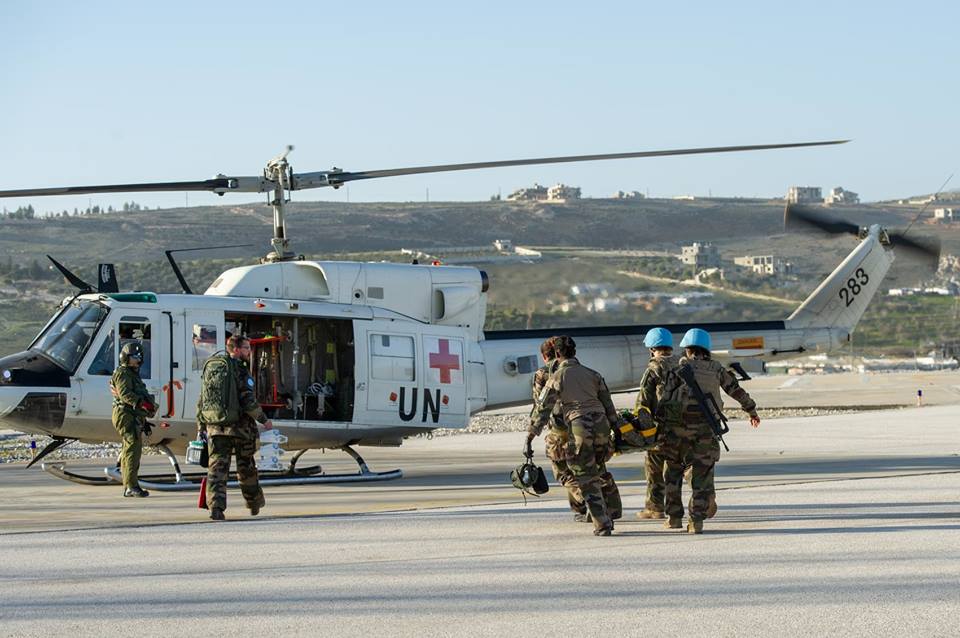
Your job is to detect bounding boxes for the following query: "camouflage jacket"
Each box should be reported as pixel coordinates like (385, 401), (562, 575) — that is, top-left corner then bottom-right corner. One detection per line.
(529, 358), (619, 435)
(530, 359), (564, 433)
(111, 364), (155, 420)
(531, 360), (557, 403)
(204, 355), (266, 439)
(635, 353), (683, 427)
(677, 355), (758, 423)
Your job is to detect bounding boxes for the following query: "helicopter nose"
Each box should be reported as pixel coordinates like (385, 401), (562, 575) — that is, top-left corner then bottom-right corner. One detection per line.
(0, 386), (28, 428)
(0, 386), (66, 435)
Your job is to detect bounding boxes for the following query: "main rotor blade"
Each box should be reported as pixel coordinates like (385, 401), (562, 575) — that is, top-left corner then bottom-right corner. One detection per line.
(323, 140), (849, 186)
(889, 232), (941, 263)
(784, 203), (860, 236)
(0, 177), (238, 199)
(0, 139), (848, 198)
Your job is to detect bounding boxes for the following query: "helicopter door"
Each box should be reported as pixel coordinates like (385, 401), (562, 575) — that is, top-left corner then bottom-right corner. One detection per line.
(182, 310), (224, 421)
(79, 310), (165, 431)
(360, 328), (421, 426)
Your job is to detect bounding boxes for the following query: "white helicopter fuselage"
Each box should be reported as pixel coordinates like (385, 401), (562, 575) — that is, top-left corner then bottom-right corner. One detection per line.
(0, 225), (894, 455)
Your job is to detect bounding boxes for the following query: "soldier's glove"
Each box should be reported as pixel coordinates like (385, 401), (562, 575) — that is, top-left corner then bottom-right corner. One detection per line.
(140, 399), (158, 418)
(523, 432), (535, 458)
(141, 422), (153, 437)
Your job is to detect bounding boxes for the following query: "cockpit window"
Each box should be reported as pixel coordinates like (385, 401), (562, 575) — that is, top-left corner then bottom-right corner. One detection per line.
(31, 300), (109, 373)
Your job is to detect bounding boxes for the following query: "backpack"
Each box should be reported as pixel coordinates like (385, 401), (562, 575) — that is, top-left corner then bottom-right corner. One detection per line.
(651, 357), (685, 427)
(197, 354), (241, 427)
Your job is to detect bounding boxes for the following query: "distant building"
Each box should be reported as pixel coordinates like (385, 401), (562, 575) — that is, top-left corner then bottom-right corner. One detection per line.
(493, 239), (513, 252)
(787, 186), (822, 204)
(734, 254), (793, 276)
(506, 182), (581, 201)
(612, 190), (645, 199)
(679, 242), (721, 269)
(507, 183), (548, 201)
(547, 183), (581, 201)
(934, 207), (957, 222)
(570, 282), (613, 297)
(825, 186), (859, 205)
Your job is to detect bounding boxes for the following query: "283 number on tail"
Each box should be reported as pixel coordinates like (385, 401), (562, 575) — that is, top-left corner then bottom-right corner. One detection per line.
(839, 268), (869, 306)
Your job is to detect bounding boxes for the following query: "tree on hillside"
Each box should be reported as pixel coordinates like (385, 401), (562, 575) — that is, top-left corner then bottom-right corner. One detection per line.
(28, 259), (46, 280)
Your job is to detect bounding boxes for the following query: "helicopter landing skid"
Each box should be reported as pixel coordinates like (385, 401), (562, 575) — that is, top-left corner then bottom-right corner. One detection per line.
(42, 444), (402, 491)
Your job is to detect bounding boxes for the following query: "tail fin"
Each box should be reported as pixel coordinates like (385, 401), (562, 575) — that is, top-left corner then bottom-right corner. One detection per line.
(786, 225), (894, 332)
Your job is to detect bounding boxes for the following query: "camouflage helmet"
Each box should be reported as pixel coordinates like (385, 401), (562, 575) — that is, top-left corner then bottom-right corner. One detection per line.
(510, 458), (549, 495)
(120, 342), (144, 365)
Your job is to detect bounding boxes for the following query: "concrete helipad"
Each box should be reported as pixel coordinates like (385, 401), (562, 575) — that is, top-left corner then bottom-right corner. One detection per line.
(0, 404), (958, 636)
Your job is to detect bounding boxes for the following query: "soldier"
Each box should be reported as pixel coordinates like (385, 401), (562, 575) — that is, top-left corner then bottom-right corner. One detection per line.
(662, 328), (760, 534)
(198, 335), (273, 521)
(110, 342), (156, 497)
(526, 336), (622, 536)
(634, 327), (677, 520)
(531, 337), (587, 521)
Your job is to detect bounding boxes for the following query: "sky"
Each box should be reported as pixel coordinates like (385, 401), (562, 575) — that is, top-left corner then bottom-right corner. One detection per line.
(1, 1), (957, 214)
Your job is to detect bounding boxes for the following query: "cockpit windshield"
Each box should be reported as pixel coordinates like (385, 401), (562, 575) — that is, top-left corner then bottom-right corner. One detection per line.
(31, 299), (110, 372)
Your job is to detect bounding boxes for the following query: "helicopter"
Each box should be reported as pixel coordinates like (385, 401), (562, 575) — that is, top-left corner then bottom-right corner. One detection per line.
(0, 140), (938, 491)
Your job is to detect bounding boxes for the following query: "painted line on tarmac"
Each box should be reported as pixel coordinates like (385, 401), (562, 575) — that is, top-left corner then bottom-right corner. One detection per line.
(716, 469), (960, 492)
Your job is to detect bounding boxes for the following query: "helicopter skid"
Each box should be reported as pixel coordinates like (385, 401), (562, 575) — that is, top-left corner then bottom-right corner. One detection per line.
(41, 445), (403, 491)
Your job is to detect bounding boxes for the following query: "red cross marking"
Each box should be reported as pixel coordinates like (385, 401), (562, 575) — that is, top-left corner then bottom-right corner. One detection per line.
(428, 339), (460, 384)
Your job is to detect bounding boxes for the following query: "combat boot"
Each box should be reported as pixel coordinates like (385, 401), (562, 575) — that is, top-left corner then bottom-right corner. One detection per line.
(637, 509), (666, 520)
(593, 525), (613, 537)
(123, 487), (149, 498)
(706, 494), (718, 519)
(664, 516), (683, 529)
(249, 504), (260, 516)
(210, 508), (225, 521)
(574, 513), (591, 523)
(687, 519), (704, 534)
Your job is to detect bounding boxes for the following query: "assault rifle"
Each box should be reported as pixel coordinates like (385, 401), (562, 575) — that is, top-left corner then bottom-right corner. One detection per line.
(676, 363), (730, 451)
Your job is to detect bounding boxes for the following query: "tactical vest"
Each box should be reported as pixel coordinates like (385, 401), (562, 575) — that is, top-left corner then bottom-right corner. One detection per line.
(680, 358), (722, 418)
(652, 358), (685, 427)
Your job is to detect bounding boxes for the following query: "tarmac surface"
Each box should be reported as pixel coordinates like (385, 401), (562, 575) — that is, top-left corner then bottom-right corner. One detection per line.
(0, 398), (958, 635)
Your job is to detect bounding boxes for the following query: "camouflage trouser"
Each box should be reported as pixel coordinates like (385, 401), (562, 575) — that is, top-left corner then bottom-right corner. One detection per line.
(563, 413), (621, 531)
(206, 434), (265, 512)
(645, 449), (665, 512)
(659, 422), (719, 521)
(112, 409), (143, 490)
(545, 429), (586, 515)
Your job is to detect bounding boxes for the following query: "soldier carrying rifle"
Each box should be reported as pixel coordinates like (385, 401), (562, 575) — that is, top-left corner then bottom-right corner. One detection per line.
(661, 328), (760, 534)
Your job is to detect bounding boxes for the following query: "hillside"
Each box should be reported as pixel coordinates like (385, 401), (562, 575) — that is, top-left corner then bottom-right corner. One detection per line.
(0, 197), (956, 357)
(0, 197), (942, 264)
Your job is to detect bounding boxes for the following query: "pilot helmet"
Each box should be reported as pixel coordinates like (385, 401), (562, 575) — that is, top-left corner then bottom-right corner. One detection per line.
(120, 342), (144, 365)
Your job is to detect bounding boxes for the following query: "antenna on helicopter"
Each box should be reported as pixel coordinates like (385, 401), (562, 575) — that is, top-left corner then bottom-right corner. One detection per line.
(164, 244), (256, 294)
(46, 255), (94, 293)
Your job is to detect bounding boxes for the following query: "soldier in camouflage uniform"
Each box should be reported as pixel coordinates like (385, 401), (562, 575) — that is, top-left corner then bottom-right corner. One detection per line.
(527, 336), (622, 536)
(634, 328), (677, 520)
(531, 337), (587, 520)
(110, 342), (157, 497)
(200, 335), (273, 521)
(662, 328), (760, 534)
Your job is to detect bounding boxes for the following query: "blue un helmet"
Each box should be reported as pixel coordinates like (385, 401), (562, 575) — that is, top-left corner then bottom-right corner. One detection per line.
(643, 327), (673, 348)
(679, 328), (712, 351)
